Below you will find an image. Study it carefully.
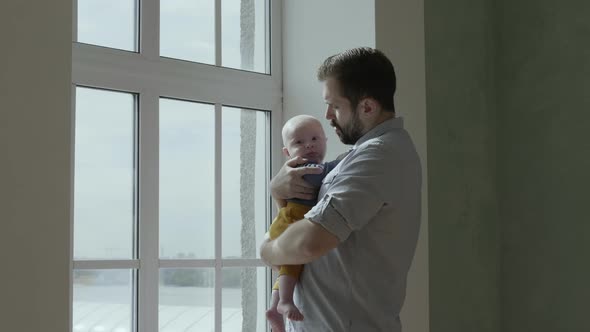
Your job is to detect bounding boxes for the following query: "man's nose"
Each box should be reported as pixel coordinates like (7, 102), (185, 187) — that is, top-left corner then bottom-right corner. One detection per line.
(325, 105), (334, 119)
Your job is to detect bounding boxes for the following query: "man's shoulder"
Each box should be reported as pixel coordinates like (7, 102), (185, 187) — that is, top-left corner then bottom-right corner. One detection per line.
(354, 129), (417, 160)
(349, 139), (396, 163)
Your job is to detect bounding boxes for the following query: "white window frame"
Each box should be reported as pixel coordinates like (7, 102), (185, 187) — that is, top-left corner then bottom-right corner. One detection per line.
(70, 0), (284, 331)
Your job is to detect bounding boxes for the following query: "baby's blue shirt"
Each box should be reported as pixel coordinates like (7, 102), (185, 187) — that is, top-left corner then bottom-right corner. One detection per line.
(287, 159), (340, 206)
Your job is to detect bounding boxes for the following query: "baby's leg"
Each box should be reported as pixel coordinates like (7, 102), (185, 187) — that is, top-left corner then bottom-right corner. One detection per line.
(265, 289), (285, 332)
(277, 275), (304, 321)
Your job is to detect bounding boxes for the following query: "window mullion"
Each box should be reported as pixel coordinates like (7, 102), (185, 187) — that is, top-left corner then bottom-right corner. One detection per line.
(71, 0), (78, 43)
(73, 260), (140, 270)
(140, 0), (159, 60)
(214, 103), (222, 332)
(269, 0), (282, 83)
(72, 43), (280, 111)
(215, 0), (222, 67)
(138, 90), (159, 332)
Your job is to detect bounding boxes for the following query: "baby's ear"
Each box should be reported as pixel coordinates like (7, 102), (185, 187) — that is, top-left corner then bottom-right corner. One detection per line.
(282, 147), (290, 158)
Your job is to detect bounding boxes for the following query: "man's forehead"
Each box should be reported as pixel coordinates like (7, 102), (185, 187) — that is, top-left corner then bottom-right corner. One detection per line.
(322, 82), (331, 100)
(323, 78), (345, 102)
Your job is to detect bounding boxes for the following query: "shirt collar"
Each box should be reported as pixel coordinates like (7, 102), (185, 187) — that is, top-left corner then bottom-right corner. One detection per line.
(352, 116), (404, 149)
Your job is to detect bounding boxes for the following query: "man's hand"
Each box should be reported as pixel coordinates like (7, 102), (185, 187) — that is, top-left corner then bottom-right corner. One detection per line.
(270, 156), (324, 204)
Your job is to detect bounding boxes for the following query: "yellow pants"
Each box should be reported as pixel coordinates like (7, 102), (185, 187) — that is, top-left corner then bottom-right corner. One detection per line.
(269, 202), (311, 290)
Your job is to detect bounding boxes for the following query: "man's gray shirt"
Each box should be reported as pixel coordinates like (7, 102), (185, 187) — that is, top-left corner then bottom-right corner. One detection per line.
(287, 117), (422, 332)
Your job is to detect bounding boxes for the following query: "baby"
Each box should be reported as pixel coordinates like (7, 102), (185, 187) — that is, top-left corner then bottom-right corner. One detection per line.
(265, 115), (339, 332)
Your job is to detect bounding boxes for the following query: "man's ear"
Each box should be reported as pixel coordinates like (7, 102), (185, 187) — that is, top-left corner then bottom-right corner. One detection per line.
(282, 147), (290, 158)
(358, 98), (380, 119)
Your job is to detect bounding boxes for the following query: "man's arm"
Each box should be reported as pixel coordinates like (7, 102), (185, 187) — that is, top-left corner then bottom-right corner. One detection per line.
(260, 218), (339, 266)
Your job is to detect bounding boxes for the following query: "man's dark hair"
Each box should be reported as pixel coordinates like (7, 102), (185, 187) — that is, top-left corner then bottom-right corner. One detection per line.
(317, 47), (396, 112)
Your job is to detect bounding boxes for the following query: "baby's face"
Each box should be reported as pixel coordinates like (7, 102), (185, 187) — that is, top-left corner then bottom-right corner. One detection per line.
(284, 121), (327, 164)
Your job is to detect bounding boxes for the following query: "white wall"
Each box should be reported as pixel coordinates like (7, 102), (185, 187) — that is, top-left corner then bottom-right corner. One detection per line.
(0, 0), (73, 331)
(282, 0), (376, 160)
(283, 1), (429, 331)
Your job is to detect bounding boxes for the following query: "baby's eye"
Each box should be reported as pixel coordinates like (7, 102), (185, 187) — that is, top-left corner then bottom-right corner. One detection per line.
(312, 136), (317, 141)
(295, 140), (302, 144)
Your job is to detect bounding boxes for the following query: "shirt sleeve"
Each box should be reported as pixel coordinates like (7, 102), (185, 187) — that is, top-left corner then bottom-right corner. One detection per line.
(305, 142), (399, 242)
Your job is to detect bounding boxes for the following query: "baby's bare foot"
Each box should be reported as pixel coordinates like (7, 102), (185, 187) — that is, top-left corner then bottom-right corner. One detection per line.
(266, 307), (285, 332)
(277, 300), (304, 321)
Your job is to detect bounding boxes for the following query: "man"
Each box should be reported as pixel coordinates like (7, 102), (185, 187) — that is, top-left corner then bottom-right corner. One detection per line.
(260, 47), (422, 332)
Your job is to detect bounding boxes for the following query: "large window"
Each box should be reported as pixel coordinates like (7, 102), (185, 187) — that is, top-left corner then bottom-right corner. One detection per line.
(71, 1), (282, 331)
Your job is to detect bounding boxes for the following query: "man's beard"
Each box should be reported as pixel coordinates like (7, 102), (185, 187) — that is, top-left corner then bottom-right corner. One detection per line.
(331, 110), (364, 145)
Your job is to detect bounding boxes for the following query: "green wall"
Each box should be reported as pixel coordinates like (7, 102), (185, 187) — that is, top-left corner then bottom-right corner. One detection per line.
(427, 0), (590, 331)
(0, 0), (72, 331)
(498, 1), (590, 331)
(425, 0), (501, 331)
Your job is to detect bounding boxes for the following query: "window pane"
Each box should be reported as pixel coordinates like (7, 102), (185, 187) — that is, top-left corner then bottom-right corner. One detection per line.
(74, 87), (135, 260)
(160, 99), (215, 259)
(159, 268), (214, 331)
(222, 267), (268, 332)
(222, 107), (269, 258)
(77, 0), (138, 51)
(161, 0), (215, 64)
(73, 269), (134, 332)
(222, 0), (268, 73)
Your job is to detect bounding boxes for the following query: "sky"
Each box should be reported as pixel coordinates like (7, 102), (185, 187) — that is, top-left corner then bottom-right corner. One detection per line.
(77, 0), (266, 72)
(74, 0), (269, 261)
